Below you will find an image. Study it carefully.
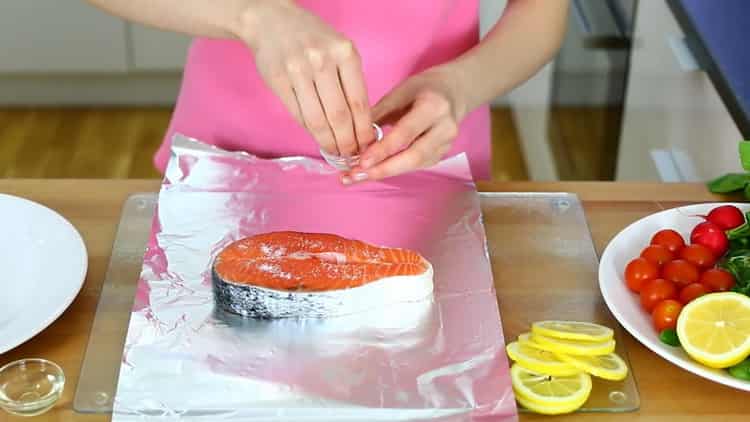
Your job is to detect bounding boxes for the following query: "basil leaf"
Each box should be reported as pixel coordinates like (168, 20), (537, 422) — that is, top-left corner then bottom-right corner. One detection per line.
(740, 141), (750, 171)
(707, 173), (750, 193)
(729, 237), (750, 250)
(659, 329), (680, 347)
(728, 358), (750, 381)
(720, 252), (750, 297)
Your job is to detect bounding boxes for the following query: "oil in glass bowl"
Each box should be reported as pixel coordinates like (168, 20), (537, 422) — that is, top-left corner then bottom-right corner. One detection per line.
(0, 359), (65, 416)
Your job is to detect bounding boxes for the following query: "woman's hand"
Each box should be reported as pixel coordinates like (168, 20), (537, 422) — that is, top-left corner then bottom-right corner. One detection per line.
(341, 67), (465, 184)
(239, 0), (374, 157)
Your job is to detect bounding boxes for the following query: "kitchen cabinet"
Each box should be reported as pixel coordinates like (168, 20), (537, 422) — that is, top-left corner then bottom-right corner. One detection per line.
(0, 1), (128, 73)
(0, 2), (190, 74)
(615, 0), (743, 182)
(0, 3), (190, 104)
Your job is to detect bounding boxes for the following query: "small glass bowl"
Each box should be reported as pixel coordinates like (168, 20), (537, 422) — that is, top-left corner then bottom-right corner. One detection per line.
(320, 123), (384, 171)
(0, 359), (65, 417)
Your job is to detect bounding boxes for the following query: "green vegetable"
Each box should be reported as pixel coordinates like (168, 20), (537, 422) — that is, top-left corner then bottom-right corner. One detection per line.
(708, 173), (750, 193)
(740, 141), (750, 171)
(659, 329), (681, 347)
(729, 237), (750, 250)
(728, 358), (750, 381)
(707, 140), (750, 197)
(718, 250), (750, 296)
(727, 211), (750, 240)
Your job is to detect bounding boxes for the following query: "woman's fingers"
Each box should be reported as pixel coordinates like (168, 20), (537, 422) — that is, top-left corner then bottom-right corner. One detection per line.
(371, 80), (416, 125)
(336, 45), (374, 151)
(266, 72), (303, 125)
(284, 42), (371, 158)
(312, 57), (358, 157)
(359, 95), (434, 169)
(344, 120), (455, 184)
(242, 1), (377, 157)
(287, 57), (338, 155)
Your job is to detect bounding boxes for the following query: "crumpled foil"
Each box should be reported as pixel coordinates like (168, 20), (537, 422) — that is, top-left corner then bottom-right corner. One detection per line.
(111, 134), (517, 421)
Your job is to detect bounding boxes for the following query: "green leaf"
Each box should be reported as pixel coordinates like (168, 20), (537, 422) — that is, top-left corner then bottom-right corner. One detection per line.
(720, 251), (750, 297)
(659, 329), (680, 347)
(727, 212), (750, 240)
(745, 182), (750, 200)
(728, 358), (750, 381)
(740, 141), (750, 171)
(707, 173), (750, 193)
(730, 237), (750, 250)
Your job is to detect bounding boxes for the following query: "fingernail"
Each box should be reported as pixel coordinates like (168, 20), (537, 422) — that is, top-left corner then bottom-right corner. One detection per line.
(352, 172), (369, 182)
(341, 176), (352, 185)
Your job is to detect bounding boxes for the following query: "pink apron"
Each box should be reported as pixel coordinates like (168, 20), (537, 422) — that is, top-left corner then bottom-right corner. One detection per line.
(156, 0), (491, 180)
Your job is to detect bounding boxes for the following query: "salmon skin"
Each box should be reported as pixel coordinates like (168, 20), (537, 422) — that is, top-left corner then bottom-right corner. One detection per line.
(211, 231), (434, 319)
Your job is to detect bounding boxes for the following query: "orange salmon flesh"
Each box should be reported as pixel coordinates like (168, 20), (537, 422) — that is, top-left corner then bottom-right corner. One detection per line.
(213, 232), (430, 292)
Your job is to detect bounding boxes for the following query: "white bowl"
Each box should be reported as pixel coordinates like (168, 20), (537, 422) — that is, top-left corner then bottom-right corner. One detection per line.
(599, 202), (750, 392)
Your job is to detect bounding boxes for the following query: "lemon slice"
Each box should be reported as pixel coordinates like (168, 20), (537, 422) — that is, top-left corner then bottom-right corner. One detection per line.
(511, 364), (592, 414)
(517, 332), (534, 344)
(676, 292), (750, 369)
(531, 333), (615, 356)
(517, 332), (543, 348)
(515, 390), (587, 415)
(532, 320), (614, 342)
(506, 341), (581, 376)
(555, 352), (628, 381)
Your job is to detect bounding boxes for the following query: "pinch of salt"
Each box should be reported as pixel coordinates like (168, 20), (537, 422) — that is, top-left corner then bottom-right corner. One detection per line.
(257, 263), (292, 279)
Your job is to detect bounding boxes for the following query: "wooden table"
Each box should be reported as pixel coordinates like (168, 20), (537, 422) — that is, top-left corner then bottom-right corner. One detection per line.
(0, 180), (747, 421)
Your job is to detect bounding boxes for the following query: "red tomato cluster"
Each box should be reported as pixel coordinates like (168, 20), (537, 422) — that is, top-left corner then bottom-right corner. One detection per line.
(625, 229), (736, 332)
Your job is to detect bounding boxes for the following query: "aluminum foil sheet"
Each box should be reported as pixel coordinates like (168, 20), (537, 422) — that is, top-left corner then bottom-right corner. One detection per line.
(111, 134), (517, 421)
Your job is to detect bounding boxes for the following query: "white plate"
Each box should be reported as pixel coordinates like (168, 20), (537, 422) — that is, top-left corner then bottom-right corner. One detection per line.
(599, 202), (750, 392)
(0, 194), (87, 354)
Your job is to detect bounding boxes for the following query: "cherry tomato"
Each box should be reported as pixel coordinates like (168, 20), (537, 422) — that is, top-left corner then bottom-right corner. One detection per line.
(625, 257), (660, 293)
(678, 244), (716, 269)
(651, 229), (686, 254)
(699, 268), (736, 292)
(640, 278), (678, 311)
(652, 299), (683, 332)
(678, 282), (709, 304)
(640, 245), (674, 266)
(662, 259), (700, 288)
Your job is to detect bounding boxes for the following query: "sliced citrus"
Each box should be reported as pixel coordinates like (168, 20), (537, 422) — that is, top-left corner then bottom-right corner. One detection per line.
(506, 341), (581, 376)
(532, 320), (614, 342)
(510, 364), (591, 414)
(676, 292), (750, 368)
(555, 352), (628, 381)
(530, 333), (615, 356)
(517, 332), (536, 345)
(515, 390), (587, 415)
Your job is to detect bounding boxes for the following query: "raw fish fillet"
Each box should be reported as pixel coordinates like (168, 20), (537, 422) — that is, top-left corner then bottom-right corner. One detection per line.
(211, 232), (434, 318)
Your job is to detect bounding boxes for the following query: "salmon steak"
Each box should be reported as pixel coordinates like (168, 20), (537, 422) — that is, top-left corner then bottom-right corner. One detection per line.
(211, 231), (434, 318)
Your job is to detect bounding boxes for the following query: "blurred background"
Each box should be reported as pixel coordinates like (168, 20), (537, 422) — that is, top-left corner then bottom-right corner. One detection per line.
(0, 0), (744, 181)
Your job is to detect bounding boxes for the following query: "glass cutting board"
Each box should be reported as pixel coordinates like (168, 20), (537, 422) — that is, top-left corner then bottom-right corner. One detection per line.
(74, 192), (639, 414)
(483, 193), (639, 412)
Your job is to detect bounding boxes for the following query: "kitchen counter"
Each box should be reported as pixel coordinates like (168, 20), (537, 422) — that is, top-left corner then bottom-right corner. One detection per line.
(0, 179), (747, 421)
(667, 0), (750, 138)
